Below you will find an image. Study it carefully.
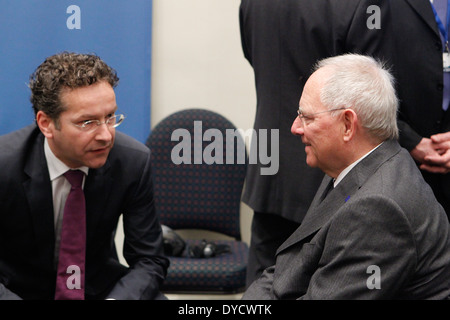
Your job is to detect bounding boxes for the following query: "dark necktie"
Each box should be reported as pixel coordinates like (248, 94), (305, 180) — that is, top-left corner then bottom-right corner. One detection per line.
(320, 179), (334, 202)
(54, 170), (86, 300)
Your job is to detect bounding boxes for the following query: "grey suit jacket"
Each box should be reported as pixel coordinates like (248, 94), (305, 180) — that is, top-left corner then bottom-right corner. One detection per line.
(0, 124), (169, 300)
(243, 140), (450, 299)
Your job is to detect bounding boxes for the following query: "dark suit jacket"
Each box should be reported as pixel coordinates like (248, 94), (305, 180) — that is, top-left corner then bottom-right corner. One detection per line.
(389, 0), (450, 217)
(239, 0), (393, 222)
(0, 124), (169, 300)
(243, 140), (450, 299)
(391, 0), (446, 149)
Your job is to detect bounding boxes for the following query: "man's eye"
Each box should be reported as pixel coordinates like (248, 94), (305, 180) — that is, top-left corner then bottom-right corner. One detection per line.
(81, 120), (95, 127)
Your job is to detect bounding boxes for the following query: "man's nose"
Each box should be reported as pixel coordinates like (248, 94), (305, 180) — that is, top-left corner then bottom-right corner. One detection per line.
(291, 116), (304, 136)
(95, 123), (113, 141)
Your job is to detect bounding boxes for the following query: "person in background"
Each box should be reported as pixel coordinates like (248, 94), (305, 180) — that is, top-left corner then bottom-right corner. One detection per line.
(389, 0), (450, 221)
(243, 53), (450, 300)
(239, 0), (393, 286)
(0, 52), (169, 300)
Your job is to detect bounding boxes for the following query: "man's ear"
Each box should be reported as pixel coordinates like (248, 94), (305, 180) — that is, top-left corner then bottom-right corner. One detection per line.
(36, 111), (55, 138)
(342, 109), (357, 142)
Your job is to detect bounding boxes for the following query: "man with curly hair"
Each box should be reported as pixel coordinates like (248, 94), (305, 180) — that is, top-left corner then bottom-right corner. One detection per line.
(0, 52), (169, 300)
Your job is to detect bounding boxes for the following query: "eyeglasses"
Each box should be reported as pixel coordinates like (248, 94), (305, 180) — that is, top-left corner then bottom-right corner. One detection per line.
(297, 107), (347, 124)
(73, 114), (126, 132)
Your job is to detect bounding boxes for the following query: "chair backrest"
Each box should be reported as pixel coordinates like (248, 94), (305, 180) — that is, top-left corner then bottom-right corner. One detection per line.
(146, 108), (247, 240)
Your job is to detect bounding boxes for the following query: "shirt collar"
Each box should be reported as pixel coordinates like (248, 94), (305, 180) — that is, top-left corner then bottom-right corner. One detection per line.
(44, 138), (89, 181)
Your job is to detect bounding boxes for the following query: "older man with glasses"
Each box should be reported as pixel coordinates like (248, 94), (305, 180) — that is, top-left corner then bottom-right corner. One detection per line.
(243, 53), (450, 300)
(0, 52), (169, 300)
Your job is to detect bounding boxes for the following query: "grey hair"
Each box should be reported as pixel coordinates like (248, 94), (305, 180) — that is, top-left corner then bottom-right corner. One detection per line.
(314, 53), (399, 141)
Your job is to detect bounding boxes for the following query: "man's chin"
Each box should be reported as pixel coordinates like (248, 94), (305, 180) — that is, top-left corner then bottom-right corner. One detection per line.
(85, 156), (108, 169)
(305, 157), (317, 169)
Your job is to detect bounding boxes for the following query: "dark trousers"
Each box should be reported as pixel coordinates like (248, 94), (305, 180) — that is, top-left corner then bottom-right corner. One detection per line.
(245, 211), (300, 288)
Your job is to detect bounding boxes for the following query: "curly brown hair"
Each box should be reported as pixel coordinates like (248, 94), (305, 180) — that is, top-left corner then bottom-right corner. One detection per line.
(29, 52), (119, 122)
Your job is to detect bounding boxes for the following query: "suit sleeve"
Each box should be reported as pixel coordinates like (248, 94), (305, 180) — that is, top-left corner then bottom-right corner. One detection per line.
(106, 150), (169, 300)
(300, 195), (416, 299)
(398, 120), (423, 151)
(242, 266), (276, 299)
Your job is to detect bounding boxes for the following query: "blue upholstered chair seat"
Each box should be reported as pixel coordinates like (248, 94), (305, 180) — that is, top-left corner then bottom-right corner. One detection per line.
(162, 239), (248, 292)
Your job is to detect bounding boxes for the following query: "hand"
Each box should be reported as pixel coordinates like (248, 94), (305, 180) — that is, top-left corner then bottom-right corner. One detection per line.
(410, 138), (441, 164)
(420, 132), (450, 174)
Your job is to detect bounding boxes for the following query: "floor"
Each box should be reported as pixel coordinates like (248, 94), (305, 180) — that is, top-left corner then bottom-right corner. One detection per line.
(165, 292), (243, 300)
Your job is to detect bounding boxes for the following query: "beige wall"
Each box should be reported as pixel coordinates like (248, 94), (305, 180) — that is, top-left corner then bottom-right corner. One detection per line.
(151, 0), (256, 132)
(116, 0), (257, 262)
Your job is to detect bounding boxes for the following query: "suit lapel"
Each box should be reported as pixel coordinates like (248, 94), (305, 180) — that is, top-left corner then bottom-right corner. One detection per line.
(404, 0), (441, 37)
(277, 140), (402, 254)
(23, 133), (55, 267)
(276, 174), (360, 254)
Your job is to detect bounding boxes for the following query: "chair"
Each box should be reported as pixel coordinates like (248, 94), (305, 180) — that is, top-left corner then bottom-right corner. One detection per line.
(146, 108), (249, 294)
